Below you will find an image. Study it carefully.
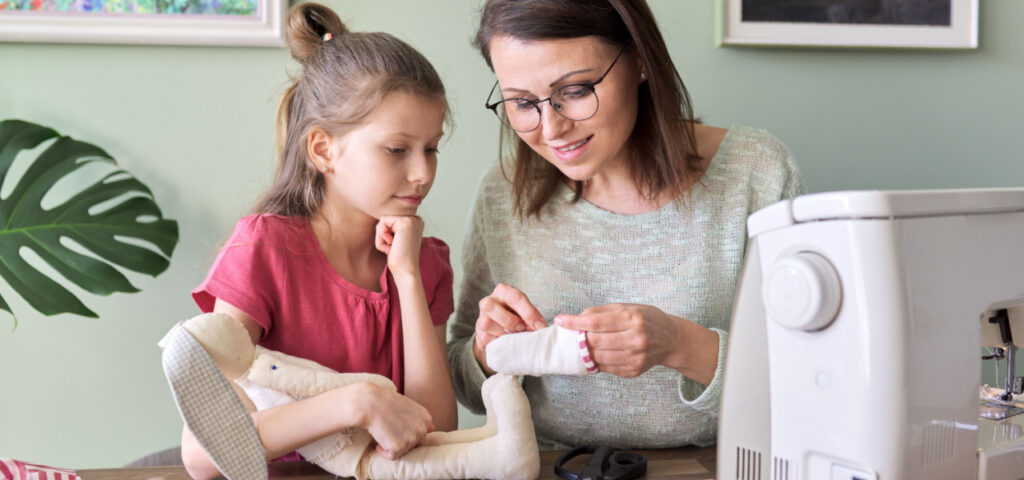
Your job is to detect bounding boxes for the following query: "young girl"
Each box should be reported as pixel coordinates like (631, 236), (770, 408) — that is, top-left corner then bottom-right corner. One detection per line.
(182, 3), (456, 478)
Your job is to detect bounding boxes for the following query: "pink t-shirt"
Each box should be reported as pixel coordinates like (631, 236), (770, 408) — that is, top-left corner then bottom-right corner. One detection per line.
(192, 214), (454, 393)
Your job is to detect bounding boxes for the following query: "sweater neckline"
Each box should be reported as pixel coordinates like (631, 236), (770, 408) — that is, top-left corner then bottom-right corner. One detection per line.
(555, 125), (737, 224)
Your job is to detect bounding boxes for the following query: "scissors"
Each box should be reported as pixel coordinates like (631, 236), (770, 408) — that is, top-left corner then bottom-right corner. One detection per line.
(554, 445), (647, 480)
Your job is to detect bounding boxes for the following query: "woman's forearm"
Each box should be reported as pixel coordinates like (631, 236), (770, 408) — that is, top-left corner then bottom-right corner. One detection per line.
(394, 272), (458, 431)
(664, 317), (720, 386)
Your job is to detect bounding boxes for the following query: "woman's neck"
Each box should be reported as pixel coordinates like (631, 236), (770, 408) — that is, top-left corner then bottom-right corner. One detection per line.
(580, 158), (670, 215)
(578, 124), (723, 215)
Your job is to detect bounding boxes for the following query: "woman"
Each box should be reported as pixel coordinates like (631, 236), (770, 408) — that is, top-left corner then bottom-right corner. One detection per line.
(447, 0), (804, 449)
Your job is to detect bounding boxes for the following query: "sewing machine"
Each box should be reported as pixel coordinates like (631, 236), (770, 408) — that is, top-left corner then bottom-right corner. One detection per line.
(718, 188), (1024, 480)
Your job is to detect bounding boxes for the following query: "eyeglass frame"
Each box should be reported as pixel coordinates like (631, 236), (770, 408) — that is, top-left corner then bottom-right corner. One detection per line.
(484, 44), (629, 133)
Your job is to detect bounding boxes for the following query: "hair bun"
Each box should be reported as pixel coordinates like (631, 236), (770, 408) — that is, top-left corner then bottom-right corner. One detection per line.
(285, 2), (349, 62)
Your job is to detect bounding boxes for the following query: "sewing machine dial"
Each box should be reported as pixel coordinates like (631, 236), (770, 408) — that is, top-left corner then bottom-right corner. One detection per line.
(762, 251), (842, 331)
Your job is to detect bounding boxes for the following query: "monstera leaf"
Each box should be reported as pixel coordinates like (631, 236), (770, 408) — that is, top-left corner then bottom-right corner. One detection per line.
(0, 119), (178, 323)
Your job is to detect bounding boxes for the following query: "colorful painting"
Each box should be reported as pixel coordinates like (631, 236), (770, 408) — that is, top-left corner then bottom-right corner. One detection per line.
(0, 0), (282, 46)
(0, 0), (256, 15)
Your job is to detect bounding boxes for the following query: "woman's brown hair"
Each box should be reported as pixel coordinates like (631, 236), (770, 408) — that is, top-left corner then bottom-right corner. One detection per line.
(255, 2), (449, 217)
(474, 0), (702, 218)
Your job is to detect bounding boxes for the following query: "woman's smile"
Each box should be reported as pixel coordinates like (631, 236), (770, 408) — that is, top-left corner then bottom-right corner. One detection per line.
(549, 134), (593, 162)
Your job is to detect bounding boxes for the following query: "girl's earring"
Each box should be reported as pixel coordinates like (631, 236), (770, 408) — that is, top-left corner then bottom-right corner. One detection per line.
(640, 72), (647, 81)
(321, 165), (331, 174)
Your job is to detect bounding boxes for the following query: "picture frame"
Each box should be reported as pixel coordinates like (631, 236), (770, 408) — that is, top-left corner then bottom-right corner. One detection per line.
(716, 0), (978, 49)
(0, 0), (285, 47)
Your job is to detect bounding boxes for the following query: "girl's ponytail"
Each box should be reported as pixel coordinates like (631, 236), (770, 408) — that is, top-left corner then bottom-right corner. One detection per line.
(285, 2), (348, 63)
(258, 2), (448, 218)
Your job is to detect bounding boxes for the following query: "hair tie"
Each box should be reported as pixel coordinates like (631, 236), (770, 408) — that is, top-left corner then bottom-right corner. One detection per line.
(322, 32), (333, 42)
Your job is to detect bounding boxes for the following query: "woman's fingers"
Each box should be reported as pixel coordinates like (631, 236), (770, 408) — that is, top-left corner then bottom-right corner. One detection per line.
(478, 296), (531, 334)
(556, 303), (681, 377)
(491, 283), (547, 331)
(586, 349), (647, 378)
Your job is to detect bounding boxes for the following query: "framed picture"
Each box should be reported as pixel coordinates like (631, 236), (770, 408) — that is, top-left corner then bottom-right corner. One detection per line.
(0, 0), (285, 46)
(717, 0), (978, 49)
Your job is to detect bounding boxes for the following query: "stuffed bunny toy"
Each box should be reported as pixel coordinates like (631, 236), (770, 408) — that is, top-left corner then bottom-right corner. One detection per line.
(165, 312), (540, 480)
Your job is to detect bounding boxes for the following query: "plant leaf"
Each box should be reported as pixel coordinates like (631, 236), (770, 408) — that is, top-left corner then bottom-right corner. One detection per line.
(0, 119), (179, 321)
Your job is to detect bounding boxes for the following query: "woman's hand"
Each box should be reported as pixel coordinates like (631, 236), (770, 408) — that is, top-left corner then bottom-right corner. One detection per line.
(375, 216), (424, 277)
(345, 382), (434, 460)
(555, 303), (719, 385)
(472, 283), (548, 373)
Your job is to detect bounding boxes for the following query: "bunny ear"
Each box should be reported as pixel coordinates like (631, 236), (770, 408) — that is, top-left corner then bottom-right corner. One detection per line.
(161, 324), (268, 480)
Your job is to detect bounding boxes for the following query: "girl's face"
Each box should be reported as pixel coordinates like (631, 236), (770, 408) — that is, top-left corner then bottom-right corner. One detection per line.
(488, 35), (643, 182)
(320, 91), (445, 221)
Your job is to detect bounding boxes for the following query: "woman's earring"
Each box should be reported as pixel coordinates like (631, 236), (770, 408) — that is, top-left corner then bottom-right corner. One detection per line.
(321, 165), (331, 174)
(640, 72), (647, 81)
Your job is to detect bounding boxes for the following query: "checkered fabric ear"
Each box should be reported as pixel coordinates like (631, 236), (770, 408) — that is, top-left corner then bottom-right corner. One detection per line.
(161, 324), (268, 480)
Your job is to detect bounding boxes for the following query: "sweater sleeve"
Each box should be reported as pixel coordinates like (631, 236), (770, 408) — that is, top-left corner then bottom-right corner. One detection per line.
(447, 173), (498, 414)
(678, 129), (805, 414)
(677, 328), (727, 414)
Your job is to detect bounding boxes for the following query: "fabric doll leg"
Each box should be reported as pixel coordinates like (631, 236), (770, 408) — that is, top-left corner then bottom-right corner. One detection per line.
(160, 324), (268, 480)
(360, 374), (539, 480)
(418, 422), (497, 447)
(484, 325), (597, 376)
(247, 347), (396, 396)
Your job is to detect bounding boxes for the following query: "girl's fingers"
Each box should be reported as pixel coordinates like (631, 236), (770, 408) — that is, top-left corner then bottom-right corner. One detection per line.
(374, 220), (397, 254)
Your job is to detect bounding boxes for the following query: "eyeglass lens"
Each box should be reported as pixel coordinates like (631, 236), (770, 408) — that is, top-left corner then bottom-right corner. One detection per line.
(496, 85), (598, 132)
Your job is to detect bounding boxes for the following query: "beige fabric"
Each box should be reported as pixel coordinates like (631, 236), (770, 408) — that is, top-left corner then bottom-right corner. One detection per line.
(182, 312), (539, 479)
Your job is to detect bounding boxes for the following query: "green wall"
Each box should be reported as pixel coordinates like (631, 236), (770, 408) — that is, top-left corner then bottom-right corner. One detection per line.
(1, 0), (1021, 469)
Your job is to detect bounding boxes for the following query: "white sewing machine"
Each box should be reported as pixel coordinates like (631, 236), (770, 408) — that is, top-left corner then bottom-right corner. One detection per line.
(718, 188), (1024, 480)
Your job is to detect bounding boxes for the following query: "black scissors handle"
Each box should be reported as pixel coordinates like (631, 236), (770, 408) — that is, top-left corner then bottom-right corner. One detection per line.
(554, 445), (648, 480)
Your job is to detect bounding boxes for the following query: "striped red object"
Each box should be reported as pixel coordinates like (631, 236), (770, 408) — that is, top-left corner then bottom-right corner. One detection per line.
(0, 458), (81, 480)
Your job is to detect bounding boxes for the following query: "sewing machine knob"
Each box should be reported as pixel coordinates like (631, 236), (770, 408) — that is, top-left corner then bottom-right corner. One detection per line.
(763, 252), (842, 331)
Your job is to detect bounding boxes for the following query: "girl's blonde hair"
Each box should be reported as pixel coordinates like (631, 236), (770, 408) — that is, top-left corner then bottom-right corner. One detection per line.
(256, 2), (449, 217)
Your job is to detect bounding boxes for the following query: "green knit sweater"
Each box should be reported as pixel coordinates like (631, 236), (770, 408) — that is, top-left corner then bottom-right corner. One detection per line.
(447, 125), (805, 449)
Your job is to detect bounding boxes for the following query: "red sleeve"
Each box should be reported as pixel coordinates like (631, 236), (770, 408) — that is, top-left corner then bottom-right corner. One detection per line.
(421, 237), (454, 327)
(191, 215), (280, 336)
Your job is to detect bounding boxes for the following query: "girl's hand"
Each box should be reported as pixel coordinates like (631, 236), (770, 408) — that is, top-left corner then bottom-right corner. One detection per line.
(375, 215), (424, 277)
(347, 382), (434, 460)
(554, 303), (692, 379)
(472, 283), (548, 373)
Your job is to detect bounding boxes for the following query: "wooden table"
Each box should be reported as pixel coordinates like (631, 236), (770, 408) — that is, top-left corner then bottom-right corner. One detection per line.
(77, 446), (716, 479)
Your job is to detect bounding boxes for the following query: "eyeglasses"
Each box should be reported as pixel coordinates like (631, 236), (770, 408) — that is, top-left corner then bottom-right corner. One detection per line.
(484, 45), (628, 133)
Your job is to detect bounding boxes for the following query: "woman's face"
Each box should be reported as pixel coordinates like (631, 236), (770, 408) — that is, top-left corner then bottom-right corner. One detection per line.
(488, 35), (643, 182)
